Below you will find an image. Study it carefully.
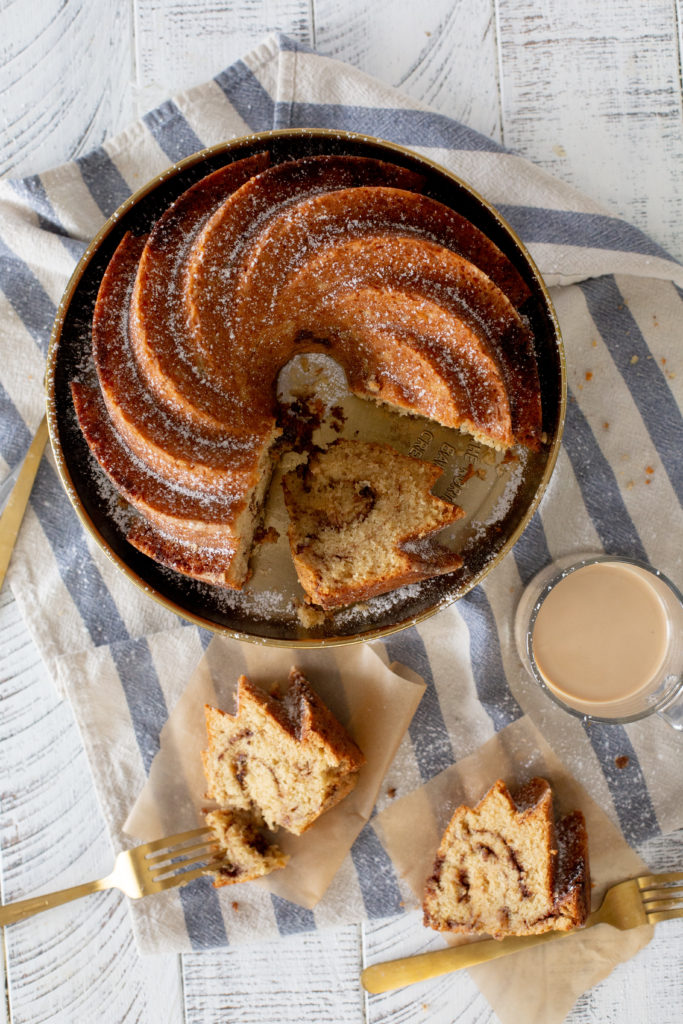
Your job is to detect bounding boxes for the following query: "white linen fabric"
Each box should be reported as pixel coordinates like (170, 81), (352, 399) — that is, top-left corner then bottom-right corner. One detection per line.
(1, 34), (682, 955)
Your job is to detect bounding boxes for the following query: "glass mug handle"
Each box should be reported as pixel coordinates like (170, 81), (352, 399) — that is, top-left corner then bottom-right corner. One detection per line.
(657, 684), (683, 730)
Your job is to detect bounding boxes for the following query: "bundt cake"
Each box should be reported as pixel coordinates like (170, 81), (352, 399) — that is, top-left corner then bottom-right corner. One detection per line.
(71, 149), (542, 593)
(201, 669), (365, 835)
(423, 778), (590, 938)
(281, 439), (465, 609)
(204, 808), (289, 888)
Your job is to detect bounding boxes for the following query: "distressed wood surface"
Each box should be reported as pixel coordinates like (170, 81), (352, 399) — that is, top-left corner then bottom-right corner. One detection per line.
(497, 0), (683, 263)
(0, 587), (185, 1024)
(1, 1), (683, 1022)
(133, 0), (314, 114)
(0, 0), (135, 178)
(312, 0), (503, 143)
(182, 926), (364, 1024)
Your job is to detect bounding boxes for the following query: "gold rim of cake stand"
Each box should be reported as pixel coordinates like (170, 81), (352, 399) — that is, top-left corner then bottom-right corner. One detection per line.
(45, 127), (567, 648)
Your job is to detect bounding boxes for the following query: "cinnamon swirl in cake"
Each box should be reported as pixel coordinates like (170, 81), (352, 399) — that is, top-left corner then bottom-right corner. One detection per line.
(423, 778), (590, 938)
(202, 669), (365, 835)
(282, 439), (465, 610)
(204, 808), (289, 888)
(71, 150), (542, 596)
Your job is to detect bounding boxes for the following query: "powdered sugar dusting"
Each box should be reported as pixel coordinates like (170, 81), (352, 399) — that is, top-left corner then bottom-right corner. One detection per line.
(60, 146), (557, 641)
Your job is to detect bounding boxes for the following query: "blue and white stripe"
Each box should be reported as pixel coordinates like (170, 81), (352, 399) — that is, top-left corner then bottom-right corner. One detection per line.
(2, 33), (681, 952)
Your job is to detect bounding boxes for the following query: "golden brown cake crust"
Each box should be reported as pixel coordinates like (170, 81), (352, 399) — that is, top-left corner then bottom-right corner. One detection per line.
(73, 151), (542, 591)
(423, 778), (590, 938)
(553, 810), (592, 926)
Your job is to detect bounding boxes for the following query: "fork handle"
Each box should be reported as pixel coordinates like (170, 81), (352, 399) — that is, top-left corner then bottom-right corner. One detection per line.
(0, 876), (113, 927)
(361, 929), (562, 994)
(0, 414), (49, 590)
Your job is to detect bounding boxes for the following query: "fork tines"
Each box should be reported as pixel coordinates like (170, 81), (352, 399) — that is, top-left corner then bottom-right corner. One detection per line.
(145, 827), (216, 882)
(639, 870), (683, 923)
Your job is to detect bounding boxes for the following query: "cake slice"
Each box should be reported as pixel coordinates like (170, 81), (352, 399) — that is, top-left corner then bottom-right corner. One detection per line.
(423, 778), (590, 938)
(204, 808), (288, 888)
(281, 440), (465, 610)
(202, 669), (365, 835)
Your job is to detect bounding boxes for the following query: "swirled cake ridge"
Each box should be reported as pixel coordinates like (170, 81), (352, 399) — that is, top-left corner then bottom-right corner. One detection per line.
(71, 151), (542, 598)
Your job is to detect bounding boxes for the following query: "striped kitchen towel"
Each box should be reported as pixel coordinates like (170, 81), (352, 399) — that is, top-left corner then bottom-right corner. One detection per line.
(1, 33), (682, 954)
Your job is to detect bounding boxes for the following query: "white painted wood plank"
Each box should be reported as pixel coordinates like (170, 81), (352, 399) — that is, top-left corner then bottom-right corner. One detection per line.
(496, 0), (683, 262)
(0, 0), (136, 178)
(0, 588), (184, 1024)
(132, 0), (313, 113)
(363, 911), (497, 1023)
(182, 924), (364, 1024)
(567, 925), (683, 1024)
(313, 0), (502, 142)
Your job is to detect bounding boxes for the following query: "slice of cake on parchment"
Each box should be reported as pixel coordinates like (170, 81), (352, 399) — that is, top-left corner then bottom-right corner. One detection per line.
(423, 777), (590, 939)
(202, 668), (365, 838)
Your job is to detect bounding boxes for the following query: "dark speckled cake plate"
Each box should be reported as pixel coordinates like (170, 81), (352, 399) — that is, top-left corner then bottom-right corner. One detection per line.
(45, 128), (566, 647)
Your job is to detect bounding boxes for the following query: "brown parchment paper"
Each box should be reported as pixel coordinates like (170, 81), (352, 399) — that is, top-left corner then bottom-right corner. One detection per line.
(125, 636), (425, 909)
(373, 715), (653, 1024)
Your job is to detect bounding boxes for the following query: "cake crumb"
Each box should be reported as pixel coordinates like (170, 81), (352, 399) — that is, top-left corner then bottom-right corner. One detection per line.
(253, 525), (280, 546)
(204, 808), (289, 888)
(296, 602), (327, 628)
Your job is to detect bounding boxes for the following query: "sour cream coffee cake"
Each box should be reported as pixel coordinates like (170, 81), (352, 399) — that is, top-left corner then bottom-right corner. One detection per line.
(71, 149), (542, 610)
(423, 778), (590, 938)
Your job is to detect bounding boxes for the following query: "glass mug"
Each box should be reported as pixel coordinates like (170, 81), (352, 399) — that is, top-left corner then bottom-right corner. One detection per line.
(514, 554), (683, 728)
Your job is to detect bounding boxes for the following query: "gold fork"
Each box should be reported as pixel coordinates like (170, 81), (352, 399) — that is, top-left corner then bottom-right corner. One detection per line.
(362, 870), (683, 994)
(0, 827), (216, 927)
(0, 414), (49, 591)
